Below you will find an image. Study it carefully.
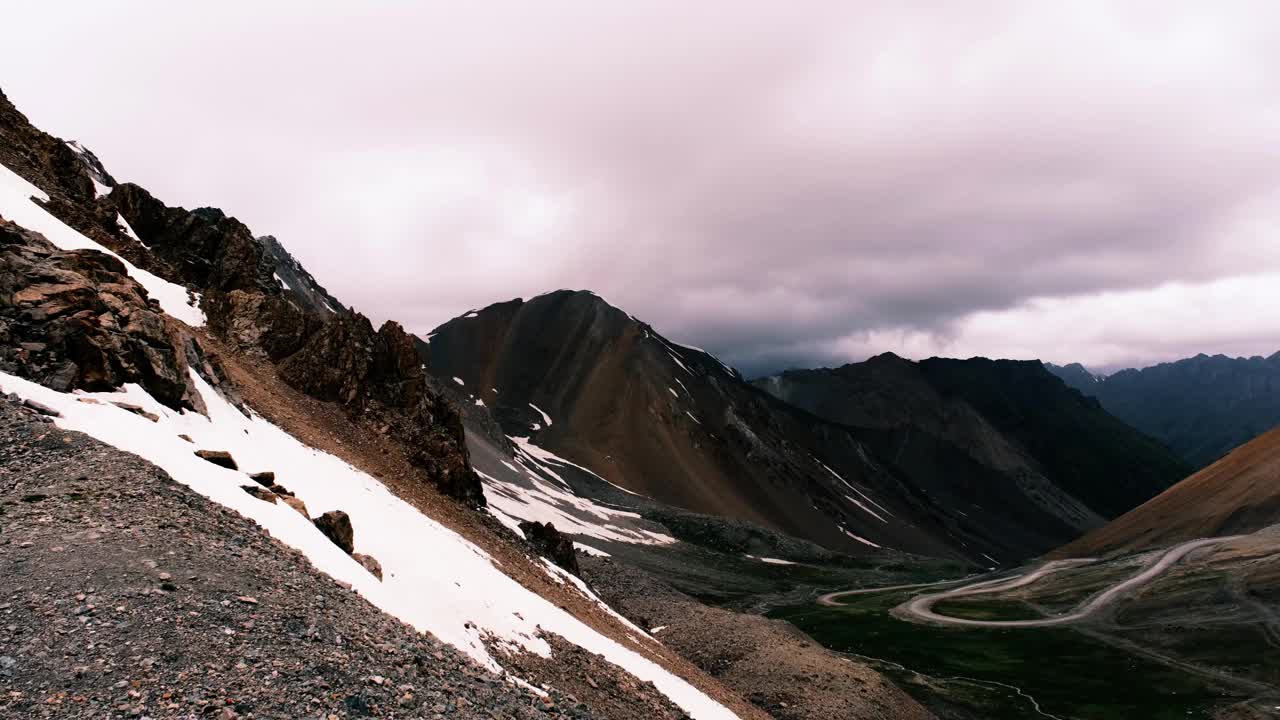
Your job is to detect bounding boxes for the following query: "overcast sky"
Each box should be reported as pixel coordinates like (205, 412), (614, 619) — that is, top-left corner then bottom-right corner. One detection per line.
(5, 1), (1280, 376)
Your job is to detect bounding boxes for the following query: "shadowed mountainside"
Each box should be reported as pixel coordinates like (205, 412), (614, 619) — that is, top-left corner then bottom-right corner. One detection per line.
(1047, 353), (1280, 469)
(1054, 424), (1280, 557)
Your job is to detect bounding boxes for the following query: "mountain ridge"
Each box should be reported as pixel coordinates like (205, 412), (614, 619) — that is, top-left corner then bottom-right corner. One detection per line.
(1046, 352), (1280, 468)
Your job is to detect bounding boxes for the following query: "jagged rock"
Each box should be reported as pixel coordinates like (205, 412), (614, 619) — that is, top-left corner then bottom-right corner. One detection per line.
(242, 485), (277, 503)
(194, 449), (238, 470)
(268, 483), (294, 497)
(3, 88), (483, 516)
(313, 510), (354, 554)
(248, 471), (275, 487)
(0, 221), (214, 410)
(109, 184), (277, 294)
(278, 315), (483, 507)
(202, 288), (315, 360)
(22, 398), (60, 417)
(353, 552), (383, 580)
(518, 521), (580, 576)
(110, 401), (159, 422)
(280, 494), (309, 519)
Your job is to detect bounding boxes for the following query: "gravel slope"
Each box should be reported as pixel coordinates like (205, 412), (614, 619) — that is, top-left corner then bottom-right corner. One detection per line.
(0, 393), (667, 719)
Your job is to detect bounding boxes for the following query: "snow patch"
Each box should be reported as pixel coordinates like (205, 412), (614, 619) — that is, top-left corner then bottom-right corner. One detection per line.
(115, 213), (148, 248)
(745, 555), (796, 565)
(273, 272), (292, 291)
(574, 542), (611, 557)
(673, 341), (736, 376)
(529, 402), (553, 427)
(817, 459), (894, 520)
(484, 436), (670, 545)
(842, 528), (883, 549)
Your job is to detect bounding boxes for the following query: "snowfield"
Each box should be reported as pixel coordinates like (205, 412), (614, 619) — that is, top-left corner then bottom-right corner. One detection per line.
(0, 162), (205, 326)
(0, 371), (737, 720)
(478, 435), (673, 545)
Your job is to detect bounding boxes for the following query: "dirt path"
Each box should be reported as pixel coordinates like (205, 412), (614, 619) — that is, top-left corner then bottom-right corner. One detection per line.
(891, 536), (1242, 627)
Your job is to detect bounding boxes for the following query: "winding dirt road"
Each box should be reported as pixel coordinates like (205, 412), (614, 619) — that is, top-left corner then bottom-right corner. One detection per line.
(892, 536), (1242, 627)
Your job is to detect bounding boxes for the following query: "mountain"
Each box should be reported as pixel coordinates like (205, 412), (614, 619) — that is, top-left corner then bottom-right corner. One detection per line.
(1043, 362), (1102, 392)
(0, 87), (844, 720)
(1046, 353), (1280, 469)
(754, 354), (1191, 540)
(1053, 424), (1280, 557)
(419, 294), (1185, 564)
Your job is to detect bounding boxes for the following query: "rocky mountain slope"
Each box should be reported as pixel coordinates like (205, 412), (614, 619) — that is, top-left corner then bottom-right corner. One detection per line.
(0, 87), (801, 719)
(1046, 353), (1280, 468)
(419, 293), (1181, 564)
(1054, 424), (1280, 557)
(753, 354), (1189, 550)
(0, 394), (625, 720)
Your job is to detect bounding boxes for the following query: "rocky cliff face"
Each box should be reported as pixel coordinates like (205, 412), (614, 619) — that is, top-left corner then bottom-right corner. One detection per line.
(0, 220), (222, 411)
(0, 87), (481, 508)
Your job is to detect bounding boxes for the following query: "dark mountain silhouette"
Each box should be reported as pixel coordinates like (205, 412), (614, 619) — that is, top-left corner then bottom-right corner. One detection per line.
(1046, 353), (1280, 468)
(755, 353), (1190, 537)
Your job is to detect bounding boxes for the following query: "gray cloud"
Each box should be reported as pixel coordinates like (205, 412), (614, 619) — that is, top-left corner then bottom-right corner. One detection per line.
(5, 1), (1280, 376)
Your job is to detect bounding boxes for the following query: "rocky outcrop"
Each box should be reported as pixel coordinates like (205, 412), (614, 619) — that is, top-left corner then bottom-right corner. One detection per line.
(519, 521), (580, 576)
(353, 552), (383, 580)
(110, 184), (275, 294)
(242, 484), (278, 503)
(279, 314), (483, 507)
(0, 220), (216, 410)
(194, 449), (238, 470)
(314, 510), (355, 555)
(2, 88), (482, 512)
(279, 494), (309, 518)
(202, 288), (317, 360)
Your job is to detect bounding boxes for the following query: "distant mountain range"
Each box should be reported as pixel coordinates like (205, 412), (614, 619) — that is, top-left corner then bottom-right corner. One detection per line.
(419, 293), (1191, 563)
(1046, 353), (1280, 468)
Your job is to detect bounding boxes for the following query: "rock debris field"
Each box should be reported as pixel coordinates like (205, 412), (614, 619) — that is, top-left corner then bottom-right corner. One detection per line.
(0, 394), (613, 719)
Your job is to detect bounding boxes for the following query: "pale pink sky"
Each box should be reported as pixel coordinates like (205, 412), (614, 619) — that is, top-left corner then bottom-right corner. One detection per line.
(5, 1), (1280, 374)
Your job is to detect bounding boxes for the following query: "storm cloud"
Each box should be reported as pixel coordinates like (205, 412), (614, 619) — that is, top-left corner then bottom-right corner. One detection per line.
(5, 1), (1280, 375)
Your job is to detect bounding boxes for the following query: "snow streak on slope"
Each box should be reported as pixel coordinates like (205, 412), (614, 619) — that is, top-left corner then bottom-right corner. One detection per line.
(477, 435), (674, 545)
(0, 163), (205, 326)
(817, 458), (895, 521)
(0, 372), (735, 720)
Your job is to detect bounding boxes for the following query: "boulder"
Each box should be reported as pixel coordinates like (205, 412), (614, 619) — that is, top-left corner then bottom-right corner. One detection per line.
(194, 450), (238, 470)
(313, 510), (354, 554)
(247, 471), (275, 487)
(352, 552), (383, 581)
(518, 520), (580, 576)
